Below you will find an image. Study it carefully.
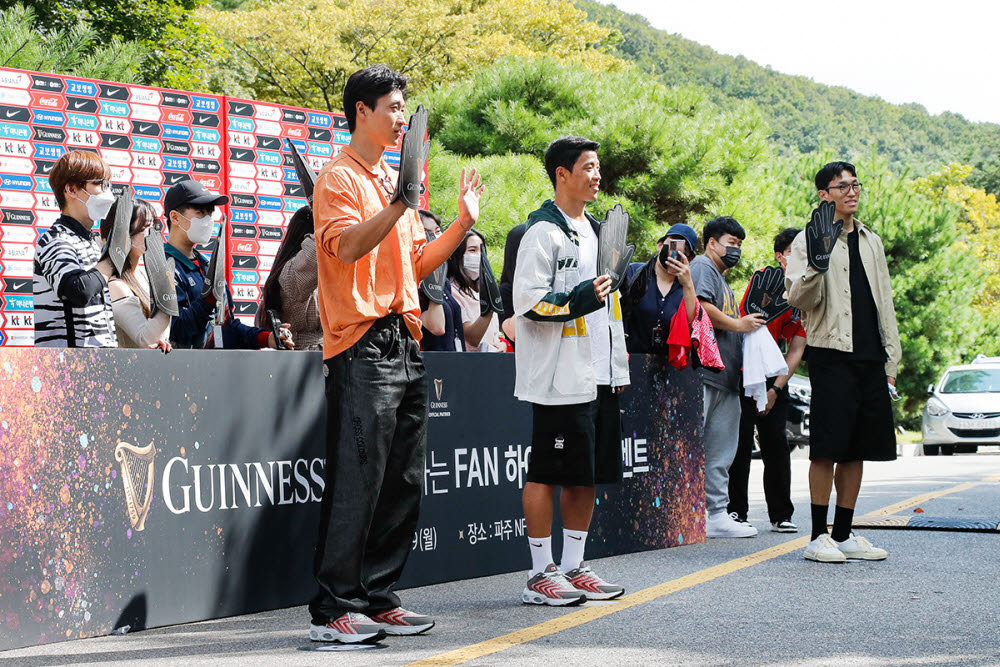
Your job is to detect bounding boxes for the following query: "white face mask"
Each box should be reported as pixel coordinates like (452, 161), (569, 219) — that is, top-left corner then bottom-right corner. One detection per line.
(463, 253), (480, 279)
(178, 211), (215, 245)
(74, 188), (116, 222)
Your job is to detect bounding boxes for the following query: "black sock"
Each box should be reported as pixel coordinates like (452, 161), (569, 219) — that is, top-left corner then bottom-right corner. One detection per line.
(810, 503), (829, 540)
(831, 506), (855, 542)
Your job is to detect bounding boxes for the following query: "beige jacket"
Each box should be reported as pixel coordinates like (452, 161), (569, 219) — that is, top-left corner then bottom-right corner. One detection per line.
(785, 221), (901, 378)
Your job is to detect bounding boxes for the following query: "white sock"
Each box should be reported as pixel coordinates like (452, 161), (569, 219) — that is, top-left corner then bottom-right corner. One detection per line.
(560, 529), (588, 571)
(528, 535), (553, 576)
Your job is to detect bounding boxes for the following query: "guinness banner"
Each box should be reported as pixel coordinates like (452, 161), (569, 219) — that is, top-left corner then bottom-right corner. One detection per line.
(0, 349), (704, 651)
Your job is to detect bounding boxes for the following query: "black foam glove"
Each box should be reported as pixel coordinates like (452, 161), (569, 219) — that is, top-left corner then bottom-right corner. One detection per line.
(287, 139), (317, 205)
(806, 200), (843, 272)
(143, 222), (179, 317)
(479, 252), (504, 316)
(597, 203), (634, 292)
(390, 105), (430, 209)
(200, 232), (227, 306)
(419, 229), (447, 305)
(744, 266), (791, 323)
(108, 186), (133, 276)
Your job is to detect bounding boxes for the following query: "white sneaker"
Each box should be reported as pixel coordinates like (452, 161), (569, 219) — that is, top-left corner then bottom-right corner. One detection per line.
(770, 520), (798, 533)
(803, 534), (847, 563)
(835, 533), (888, 560)
(706, 511), (758, 538)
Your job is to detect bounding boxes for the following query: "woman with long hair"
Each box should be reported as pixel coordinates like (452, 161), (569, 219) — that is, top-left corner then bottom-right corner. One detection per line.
(448, 229), (503, 352)
(256, 205), (321, 350)
(96, 197), (171, 351)
(418, 210), (465, 351)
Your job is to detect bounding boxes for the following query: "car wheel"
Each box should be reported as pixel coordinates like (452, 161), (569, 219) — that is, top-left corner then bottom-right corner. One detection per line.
(956, 444), (978, 454)
(941, 445), (955, 456)
(923, 444), (939, 456)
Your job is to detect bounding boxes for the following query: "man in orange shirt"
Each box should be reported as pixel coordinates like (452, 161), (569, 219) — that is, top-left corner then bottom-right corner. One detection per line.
(308, 65), (484, 645)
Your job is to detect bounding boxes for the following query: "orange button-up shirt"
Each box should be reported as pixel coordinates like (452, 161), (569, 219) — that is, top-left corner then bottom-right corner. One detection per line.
(314, 146), (426, 359)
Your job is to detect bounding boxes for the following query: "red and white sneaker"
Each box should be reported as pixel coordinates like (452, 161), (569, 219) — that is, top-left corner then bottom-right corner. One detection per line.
(309, 612), (386, 644)
(522, 563), (586, 606)
(371, 607), (435, 635)
(564, 563), (625, 600)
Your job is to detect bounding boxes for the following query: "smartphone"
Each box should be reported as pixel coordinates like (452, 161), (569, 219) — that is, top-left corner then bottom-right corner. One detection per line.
(668, 239), (685, 261)
(267, 309), (289, 350)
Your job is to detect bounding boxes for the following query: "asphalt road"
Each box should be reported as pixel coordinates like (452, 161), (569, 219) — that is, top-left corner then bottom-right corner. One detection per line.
(4, 453), (1000, 667)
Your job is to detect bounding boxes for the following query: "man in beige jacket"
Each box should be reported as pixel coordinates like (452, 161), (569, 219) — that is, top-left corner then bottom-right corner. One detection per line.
(786, 161), (901, 564)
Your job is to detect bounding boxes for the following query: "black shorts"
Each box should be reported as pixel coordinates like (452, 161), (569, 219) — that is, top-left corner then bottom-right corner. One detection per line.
(808, 359), (896, 462)
(527, 386), (622, 486)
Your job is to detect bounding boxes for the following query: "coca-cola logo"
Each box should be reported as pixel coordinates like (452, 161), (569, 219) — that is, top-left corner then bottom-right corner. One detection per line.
(37, 96), (60, 108)
(236, 242), (255, 252)
(166, 110), (192, 124)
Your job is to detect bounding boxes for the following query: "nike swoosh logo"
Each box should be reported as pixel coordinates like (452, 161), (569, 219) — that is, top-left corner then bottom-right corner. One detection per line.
(290, 187), (301, 194)
(568, 535), (582, 541)
(198, 116), (210, 123)
(107, 88), (120, 96)
(74, 101), (87, 109)
(239, 304), (250, 312)
(108, 138), (121, 145)
(43, 165), (52, 173)
(13, 281), (25, 290)
(139, 124), (151, 132)
(531, 542), (542, 547)
(5, 110), (18, 118)
(238, 258), (250, 266)
(236, 151), (247, 158)
(235, 105), (246, 113)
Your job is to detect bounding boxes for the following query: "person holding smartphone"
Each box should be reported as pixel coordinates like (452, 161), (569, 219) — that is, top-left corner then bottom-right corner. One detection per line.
(621, 224), (698, 354)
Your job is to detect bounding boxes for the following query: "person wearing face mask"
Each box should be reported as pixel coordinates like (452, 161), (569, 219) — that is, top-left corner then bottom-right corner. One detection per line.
(95, 197), (171, 351)
(33, 150), (118, 347)
(620, 224), (699, 354)
(163, 180), (290, 350)
(448, 229), (503, 352)
(417, 210), (466, 351)
(689, 216), (766, 538)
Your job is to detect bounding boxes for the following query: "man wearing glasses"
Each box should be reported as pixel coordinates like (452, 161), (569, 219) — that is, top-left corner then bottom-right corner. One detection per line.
(786, 161), (902, 563)
(34, 150), (118, 347)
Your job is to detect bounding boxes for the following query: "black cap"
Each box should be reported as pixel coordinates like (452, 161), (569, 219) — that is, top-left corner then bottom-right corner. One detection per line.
(163, 179), (228, 216)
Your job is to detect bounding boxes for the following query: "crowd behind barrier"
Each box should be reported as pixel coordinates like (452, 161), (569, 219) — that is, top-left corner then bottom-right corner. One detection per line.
(3, 62), (903, 647)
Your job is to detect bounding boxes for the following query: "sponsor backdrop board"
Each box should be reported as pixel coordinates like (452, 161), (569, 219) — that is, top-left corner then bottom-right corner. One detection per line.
(0, 350), (704, 651)
(0, 67), (228, 347)
(0, 66), (420, 339)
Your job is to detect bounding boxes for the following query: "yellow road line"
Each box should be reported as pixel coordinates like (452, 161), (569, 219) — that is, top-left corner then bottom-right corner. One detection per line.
(408, 477), (989, 667)
(862, 482), (981, 516)
(983, 473), (1000, 483)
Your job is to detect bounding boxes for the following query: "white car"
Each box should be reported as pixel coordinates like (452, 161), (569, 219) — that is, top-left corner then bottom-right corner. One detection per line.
(922, 355), (1000, 455)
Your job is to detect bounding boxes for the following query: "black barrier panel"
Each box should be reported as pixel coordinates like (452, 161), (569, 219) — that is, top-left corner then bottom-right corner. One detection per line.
(0, 350), (704, 651)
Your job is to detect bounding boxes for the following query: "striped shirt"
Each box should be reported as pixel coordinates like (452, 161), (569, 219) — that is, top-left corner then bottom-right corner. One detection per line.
(33, 215), (117, 347)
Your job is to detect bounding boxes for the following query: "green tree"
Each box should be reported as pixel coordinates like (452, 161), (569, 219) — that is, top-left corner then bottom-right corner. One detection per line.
(2, 0), (220, 89)
(420, 56), (777, 265)
(0, 3), (141, 82)
(201, 0), (621, 111)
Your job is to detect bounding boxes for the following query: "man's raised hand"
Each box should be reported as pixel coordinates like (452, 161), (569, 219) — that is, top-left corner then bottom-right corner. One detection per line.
(457, 168), (484, 231)
(806, 200), (843, 272)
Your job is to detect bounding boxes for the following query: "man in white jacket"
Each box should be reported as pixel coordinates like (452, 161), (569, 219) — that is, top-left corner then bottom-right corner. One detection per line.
(512, 136), (630, 606)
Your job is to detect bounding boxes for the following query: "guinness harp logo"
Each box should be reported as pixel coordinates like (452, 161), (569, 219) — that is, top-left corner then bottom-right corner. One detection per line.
(761, 293), (773, 308)
(823, 236), (834, 253)
(434, 378), (444, 401)
(115, 441), (157, 531)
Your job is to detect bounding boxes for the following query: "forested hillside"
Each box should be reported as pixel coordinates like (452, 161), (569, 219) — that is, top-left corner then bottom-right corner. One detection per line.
(577, 0), (1000, 193)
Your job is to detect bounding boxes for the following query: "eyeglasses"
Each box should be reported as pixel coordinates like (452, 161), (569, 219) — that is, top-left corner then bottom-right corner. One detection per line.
(86, 178), (112, 191)
(376, 170), (394, 197)
(825, 182), (863, 194)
